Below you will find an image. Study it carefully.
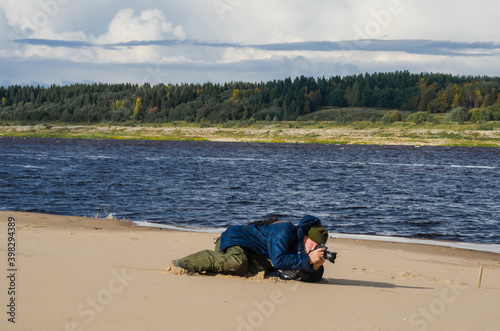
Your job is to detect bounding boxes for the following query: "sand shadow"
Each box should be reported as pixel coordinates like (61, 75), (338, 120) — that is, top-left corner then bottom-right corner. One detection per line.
(164, 266), (432, 288)
(323, 278), (432, 289)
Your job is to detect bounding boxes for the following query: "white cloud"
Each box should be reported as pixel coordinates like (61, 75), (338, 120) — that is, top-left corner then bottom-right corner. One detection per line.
(0, 9), (11, 45)
(0, 8), (26, 57)
(198, 0), (354, 44)
(0, 6), (187, 65)
(359, 0), (500, 42)
(94, 8), (185, 44)
(220, 47), (272, 63)
(0, 0), (499, 85)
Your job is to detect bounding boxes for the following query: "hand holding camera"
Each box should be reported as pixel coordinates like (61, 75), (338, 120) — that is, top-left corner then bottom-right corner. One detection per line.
(315, 244), (337, 263)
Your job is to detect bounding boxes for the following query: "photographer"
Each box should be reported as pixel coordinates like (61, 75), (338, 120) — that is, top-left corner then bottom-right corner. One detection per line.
(173, 215), (334, 283)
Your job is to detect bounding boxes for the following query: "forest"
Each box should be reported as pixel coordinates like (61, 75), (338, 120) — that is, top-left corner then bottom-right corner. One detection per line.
(1, 71), (500, 124)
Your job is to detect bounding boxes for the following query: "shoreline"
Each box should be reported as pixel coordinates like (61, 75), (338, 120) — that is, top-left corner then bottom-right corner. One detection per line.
(133, 220), (500, 255)
(1, 122), (499, 147)
(1, 210), (499, 330)
(4, 209), (500, 257)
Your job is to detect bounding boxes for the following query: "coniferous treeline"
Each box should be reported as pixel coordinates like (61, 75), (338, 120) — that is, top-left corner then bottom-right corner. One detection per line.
(1, 71), (499, 123)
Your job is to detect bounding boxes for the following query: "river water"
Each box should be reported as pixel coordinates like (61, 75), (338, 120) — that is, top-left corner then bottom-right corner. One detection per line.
(1, 137), (499, 245)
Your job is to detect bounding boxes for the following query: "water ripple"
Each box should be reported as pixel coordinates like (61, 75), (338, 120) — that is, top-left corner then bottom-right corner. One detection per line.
(1, 137), (499, 244)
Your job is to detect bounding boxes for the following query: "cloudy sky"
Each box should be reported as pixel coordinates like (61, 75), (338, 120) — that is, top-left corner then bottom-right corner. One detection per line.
(1, 0), (499, 86)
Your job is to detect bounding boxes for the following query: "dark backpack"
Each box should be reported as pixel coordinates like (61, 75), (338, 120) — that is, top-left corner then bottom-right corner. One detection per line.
(249, 216), (288, 226)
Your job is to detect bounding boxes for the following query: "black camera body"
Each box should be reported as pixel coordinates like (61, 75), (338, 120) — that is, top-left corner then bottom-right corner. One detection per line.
(316, 244), (337, 263)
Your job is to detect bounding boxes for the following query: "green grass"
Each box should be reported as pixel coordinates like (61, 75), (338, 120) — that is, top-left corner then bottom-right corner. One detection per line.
(0, 117), (499, 147)
(0, 129), (208, 142)
(299, 107), (413, 122)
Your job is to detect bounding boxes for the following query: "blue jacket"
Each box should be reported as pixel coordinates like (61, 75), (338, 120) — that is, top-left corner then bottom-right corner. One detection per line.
(219, 215), (323, 271)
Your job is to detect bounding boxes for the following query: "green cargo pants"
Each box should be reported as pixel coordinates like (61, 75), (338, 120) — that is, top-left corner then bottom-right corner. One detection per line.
(180, 238), (273, 276)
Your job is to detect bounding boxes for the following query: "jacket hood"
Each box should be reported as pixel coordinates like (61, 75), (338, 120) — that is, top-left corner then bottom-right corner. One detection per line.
(297, 215), (322, 241)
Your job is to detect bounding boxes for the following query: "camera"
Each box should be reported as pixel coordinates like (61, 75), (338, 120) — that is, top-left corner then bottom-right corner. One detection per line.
(316, 244), (337, 263)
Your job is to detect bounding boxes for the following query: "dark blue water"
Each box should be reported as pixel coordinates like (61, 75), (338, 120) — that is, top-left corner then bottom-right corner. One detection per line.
(1, 137), (499, 244)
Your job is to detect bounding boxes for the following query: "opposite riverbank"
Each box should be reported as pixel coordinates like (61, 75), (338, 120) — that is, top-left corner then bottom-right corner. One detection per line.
(1, 121), (500, 146)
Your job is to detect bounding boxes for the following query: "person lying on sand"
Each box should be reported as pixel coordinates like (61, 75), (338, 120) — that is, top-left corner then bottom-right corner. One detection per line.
(173, 215), (333, 282)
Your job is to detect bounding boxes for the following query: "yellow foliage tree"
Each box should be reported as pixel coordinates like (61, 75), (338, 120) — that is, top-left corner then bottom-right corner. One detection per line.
(115, 100), (124, 109)
(134, 97), (142, 115)
(305, 89), (322, 106)
(476, 90), (483, 106)
(452, 92), (463, 109)
(230, 89), (241, 102)
(428, 90), (450, 113)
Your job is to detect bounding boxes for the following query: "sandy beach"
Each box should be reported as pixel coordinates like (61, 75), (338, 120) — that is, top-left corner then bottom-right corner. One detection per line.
(1, 211), (499, 331)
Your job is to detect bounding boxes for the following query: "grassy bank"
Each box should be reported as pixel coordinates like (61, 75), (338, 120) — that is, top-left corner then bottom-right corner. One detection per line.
(0, 121), (499, 147)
